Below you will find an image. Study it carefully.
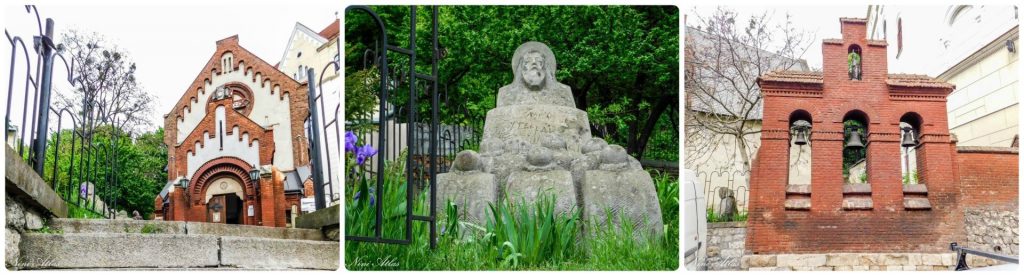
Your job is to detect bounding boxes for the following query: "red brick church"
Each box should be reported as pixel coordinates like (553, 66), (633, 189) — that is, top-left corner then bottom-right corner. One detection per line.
(748, 17), (1018, 256)
(154, 21), (339, 227)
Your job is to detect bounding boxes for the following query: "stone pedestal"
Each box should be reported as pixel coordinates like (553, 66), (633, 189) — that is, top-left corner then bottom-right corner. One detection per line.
(436, 171), (499, 227)
(506, 170), (577, 215)
(581, 169), (664, 238)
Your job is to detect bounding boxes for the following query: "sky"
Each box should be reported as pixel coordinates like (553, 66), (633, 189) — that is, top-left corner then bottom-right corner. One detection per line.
(2, 3), (337, 133)
(685, 5), (955, 75)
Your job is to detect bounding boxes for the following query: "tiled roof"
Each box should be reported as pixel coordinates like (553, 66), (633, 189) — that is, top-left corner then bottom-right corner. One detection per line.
(867, 40), (888, 46)
(318, 19), (339, 40)
(823, 39), (844, 44)
(840, 17), (868, 23)
(886, 74), (955, 89)
(759, 71), (823, 84)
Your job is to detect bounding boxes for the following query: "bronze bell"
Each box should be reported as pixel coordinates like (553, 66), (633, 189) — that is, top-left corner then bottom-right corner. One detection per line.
(791, 120), (812, 146)
(794, 131), (809, 145)
(845, 126), (865, 149)
(901, 126), (918, 148)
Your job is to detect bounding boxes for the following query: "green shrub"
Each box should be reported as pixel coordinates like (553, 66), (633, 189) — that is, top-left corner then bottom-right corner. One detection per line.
(345, 158), (679, 270)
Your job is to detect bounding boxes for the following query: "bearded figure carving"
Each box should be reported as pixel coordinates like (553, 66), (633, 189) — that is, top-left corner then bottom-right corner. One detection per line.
(496, 41), (576, 108)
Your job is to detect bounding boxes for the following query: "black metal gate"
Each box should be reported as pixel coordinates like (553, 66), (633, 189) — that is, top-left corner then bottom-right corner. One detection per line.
(5, 5), (124, 218)
(343, 5), (442, 249)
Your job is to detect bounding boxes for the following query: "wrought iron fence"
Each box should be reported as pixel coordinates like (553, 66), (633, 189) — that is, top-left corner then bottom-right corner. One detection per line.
(5, 5), (124, 218)
(695, 168), (750, 216)
(344, 5), (445, 249)
(305, 59), (342, 210)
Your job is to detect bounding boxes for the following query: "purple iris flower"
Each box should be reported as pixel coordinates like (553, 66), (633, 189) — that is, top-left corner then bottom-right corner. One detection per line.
(353, 187), (376, 206)
(345, 131), (358, 153)
(355, 144), (378, 166)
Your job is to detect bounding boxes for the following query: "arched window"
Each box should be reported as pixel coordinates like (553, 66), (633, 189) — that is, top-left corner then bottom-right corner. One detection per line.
(785, 110), (813, 210)
(842, 110), (869, 183)
(899, 113), (923, 185)
(788, 110), (813, 185)
(848, 45), (863, 80)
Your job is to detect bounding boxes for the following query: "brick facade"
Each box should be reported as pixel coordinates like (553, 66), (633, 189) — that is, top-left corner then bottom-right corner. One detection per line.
(957, 147), (1019, 209)
(747, 18), (973, 254)
(155, 35), (314, 227)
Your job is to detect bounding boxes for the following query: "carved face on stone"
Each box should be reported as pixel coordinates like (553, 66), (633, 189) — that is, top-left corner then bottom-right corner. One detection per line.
(511, 42), (557, 91)
(520, 51), (546, 90)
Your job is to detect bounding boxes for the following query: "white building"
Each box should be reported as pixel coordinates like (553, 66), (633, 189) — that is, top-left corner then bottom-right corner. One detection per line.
(867, 5), (1019, 147)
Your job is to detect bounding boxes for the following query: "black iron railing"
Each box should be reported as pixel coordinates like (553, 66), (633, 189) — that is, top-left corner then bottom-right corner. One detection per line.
(306, 60), (342, 210)
(344, 5), (450, 249)
(950, 242), (1019, 271)
(5, 5), (124, 218)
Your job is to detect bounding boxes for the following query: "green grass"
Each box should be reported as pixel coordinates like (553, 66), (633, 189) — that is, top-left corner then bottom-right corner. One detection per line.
(140, 223), (163, 234)
(345, 154), (679, 270)
(32, 225), (63, 234)
(66, 202), (104, 219)
(706, 208), (748, 223)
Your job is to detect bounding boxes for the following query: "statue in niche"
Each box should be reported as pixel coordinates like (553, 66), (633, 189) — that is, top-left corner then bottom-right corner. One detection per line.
(848, 50), (862, 80)
(496, 41), (576, 108)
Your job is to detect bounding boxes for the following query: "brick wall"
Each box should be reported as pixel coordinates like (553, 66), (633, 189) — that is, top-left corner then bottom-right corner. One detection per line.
(957, 147), (1019, 209)
(957, 146), (1018, 266)
(747, 18), (965, 254)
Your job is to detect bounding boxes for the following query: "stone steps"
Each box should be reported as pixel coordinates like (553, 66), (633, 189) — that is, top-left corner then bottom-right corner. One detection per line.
(49, 218), (324, 241)
(17, 232), (338, 270)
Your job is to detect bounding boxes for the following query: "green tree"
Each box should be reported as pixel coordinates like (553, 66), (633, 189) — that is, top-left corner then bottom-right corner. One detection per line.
(345, 6), (679, 161)
(43, 126), (166, 218)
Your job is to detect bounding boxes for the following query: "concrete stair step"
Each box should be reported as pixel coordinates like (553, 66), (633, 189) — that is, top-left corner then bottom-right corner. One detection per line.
(18, 233), (219, 269)
(17, 233), (339, 270)
(220, 236), (339, 270)
(50, 218), (324, 241)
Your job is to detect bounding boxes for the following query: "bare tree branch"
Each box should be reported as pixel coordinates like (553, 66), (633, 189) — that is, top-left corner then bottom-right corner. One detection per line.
(684, 7), (813, 171)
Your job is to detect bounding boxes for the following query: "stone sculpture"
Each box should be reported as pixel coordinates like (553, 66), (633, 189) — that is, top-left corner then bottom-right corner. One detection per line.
(717, 187), (737, 221)
(438, 41), (664, 240)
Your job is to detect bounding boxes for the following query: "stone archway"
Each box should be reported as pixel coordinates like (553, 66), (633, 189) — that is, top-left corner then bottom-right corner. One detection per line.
(189, 157), (259, 225)
(204, 176), (245, 224)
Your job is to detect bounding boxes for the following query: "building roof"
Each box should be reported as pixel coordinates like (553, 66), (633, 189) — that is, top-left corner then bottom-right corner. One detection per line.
(284, 166), (312, 193)
(318, 19), (340, 40)
(840, 17), (868, 24)
(886, 74), (955, 89)
(758, 71), (953, 89)
(759, 71), (824, 84)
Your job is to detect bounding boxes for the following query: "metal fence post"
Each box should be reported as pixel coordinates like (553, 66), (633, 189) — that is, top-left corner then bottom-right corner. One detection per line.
(31, 18), (55, 173)
(306, 68), (327, 210)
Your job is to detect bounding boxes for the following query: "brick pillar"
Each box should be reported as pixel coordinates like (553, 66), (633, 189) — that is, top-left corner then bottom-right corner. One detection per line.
(868, 134), (902, 210)
(746, 129), (790, 254)
(259, 169), (276, 227)
(811, 132), (843, 213)
(274, 167), (287, 227)
(171, 186), (187, 221)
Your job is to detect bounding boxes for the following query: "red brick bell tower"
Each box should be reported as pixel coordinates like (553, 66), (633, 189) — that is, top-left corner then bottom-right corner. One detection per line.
(747, 17), (960, 254)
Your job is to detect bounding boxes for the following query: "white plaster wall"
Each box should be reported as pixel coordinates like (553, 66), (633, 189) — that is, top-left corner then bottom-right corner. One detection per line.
(280, 26), (341, 203)
(177, 55), (296, 171)
(684, 118), (762, 213)
(945, 37), (1019, 147)
(279, 26), (338, 84)
(186, 106), (261, 180)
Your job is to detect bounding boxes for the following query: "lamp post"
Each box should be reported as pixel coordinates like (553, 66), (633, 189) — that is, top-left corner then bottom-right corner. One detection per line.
(249, 164), (261, 193)
(179, 178), (190, 202)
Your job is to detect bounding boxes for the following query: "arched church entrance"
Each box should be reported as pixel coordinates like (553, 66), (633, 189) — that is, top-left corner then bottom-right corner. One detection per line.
(205, 176), (245, 224)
